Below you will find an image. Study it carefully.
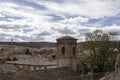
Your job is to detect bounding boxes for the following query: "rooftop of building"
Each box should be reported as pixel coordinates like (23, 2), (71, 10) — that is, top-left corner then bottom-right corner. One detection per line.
(100, 69), (120, 80)
(57, 36), (77, 40)
(0, 67), (81, 80)
(34, 67), (80, 80)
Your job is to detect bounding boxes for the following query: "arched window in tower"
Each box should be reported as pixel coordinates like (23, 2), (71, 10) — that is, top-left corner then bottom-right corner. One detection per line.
(62, 47), (65, 55)
(73, 47), (76, 57)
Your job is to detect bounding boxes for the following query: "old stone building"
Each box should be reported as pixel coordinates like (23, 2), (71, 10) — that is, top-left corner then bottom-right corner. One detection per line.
(56, 36), (77, 71)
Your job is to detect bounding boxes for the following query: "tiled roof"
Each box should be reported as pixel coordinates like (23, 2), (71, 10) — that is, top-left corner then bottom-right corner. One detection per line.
(100, 70), (120, 80)
(0, 67), (81, 80)
(34, 67), (80, 80)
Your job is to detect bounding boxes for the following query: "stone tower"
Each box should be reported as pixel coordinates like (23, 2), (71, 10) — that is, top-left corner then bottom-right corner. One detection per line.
(56, 36), (77, 71)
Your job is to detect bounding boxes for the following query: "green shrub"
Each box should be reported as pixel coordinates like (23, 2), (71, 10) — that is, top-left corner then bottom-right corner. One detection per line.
(6, 57), (11, 61)
(25, 48), (32, 55)
(6, 57), (18, 61)
(12, 57), (18, 61)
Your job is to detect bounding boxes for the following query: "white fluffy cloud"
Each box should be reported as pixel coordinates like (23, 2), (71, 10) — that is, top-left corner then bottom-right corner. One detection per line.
(37, 0), (120, 19)
(0, 0), (120, 42)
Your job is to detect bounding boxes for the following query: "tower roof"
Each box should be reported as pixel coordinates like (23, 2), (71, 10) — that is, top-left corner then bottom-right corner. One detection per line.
(57, 36), (77, 40)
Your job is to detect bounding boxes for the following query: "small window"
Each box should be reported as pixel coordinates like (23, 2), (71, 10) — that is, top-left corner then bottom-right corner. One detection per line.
(62, 47), (65, 55)
(73, 47), (76, 57)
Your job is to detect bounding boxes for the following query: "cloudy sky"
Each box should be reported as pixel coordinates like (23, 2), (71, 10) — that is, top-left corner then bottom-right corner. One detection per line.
(0, 0), (120, 42)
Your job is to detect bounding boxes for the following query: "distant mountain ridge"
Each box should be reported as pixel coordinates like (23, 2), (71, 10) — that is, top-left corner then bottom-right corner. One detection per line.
(0, 42), (56, 48)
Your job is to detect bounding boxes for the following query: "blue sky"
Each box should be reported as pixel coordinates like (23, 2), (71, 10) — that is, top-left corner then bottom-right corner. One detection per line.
(0, 0), (120, 42)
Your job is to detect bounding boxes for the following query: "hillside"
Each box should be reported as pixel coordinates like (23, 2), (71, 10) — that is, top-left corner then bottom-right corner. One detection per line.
(0, 42), (56, 48)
